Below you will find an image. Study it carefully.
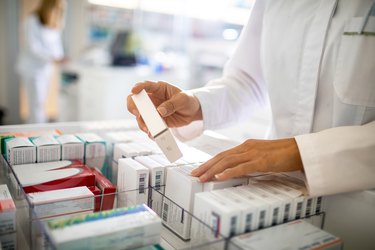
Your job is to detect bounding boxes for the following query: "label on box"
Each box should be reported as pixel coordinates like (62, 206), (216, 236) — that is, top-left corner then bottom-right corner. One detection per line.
(5, 137), (36, 165)
(0, 185), (16, 234)
(28, 186), (94, 219)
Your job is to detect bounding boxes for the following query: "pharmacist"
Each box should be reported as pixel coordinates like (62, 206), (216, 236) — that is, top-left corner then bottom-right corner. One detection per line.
(128, 0), (375, 197)
(17, 0), (67, 124)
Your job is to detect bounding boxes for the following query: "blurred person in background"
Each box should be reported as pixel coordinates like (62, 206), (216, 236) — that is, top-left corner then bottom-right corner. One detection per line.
(17, 0), (67, 124)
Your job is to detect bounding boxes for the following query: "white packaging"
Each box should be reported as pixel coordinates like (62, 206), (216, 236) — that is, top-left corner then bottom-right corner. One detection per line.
(246, 183), (287, 226)
(193, 192), (241, 238)
(30, 135), (61, 163)
(0, 185), (16, 234)
(56, 135), (84, 161)
(180, 145), (212, 164)
(225, 187), (270, 231)
(212, 189), (260, 233)
(28, 186), (94, 219)
(117, 158), (149, 207)
(47, 204), (162, 250)
(229, 220), (342, 250)
(236, 185), (280, 228)
(135, 156), (165, 216)
(203, 177), (248, 192)
(256, 180), (305, 221)
(111, 159), (118, 185)
(5, 137), (36, 165)
(132, 90), (182, 162)
(274, 175), (319, 218)
(76, 133), (106, 170)
(249, 181), (295, 223)
(162, 165), (203, 239)
(113, 142), (152, 161)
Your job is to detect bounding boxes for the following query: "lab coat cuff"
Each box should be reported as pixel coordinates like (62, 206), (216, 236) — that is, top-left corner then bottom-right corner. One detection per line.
(294, 134), (327, 197)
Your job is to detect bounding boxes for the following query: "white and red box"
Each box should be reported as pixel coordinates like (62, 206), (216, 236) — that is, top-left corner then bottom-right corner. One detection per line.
(89, 168), (116, 211)
(28, 186), (94, 220)
(12, 160), (95, 193)
(0, 185), (16, 234)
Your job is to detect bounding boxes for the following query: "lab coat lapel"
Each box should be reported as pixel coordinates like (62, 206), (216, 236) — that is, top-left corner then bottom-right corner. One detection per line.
(292, 0), (338, 135)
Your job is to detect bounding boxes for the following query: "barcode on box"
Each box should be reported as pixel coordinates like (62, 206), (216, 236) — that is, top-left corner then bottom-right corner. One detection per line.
(284, 203), (290, 222)
(162, 202), (169, 222)
(316, 197), (322, 213)
(245, 214), (252, 232)
(306, 198), (312, 216)
(296, 202), (303, 219)
(272, 208), (279, 226)
(259, 210), (266, 229)
(155, 171), (162, 190)
(139, 174), (146, 194)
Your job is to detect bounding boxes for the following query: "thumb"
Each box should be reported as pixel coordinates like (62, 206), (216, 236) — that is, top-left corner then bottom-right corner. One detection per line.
(157, 93), (185, 117)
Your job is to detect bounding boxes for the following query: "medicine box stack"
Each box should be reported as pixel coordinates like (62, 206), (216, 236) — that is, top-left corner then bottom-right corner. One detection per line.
(30, 135), (61, 163)
(193, 174), (326, 239)
(28, 186), (94, 220)
(45, 204), (162, 250)
(229, 220), (342, 250)
(56, 135), (84, 161)
(117, 158), (149, 208)
(76, 133), (106, 171)
(163, 165), (248, 240)
(0, 185), (16, 234)
(5, 137), (36, 166)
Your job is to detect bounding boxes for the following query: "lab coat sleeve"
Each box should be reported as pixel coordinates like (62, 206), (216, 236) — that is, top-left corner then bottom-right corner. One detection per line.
(25, 16), (63, 63)
(295, 121), (375, 197)
(173, 0), (268, 140)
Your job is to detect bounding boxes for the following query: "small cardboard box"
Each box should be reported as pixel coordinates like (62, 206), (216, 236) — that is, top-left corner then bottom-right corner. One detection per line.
(0, 185), (16, 234)
(56, 135), (84, 161)
(229, 220), (342, 250)
(5, 137), (36, 165)
(76, 133), (106, 171)
(30, 135), (61, 163)
(28, 186), (94, 219)
(12, 160), (95, 193)
(89, 168), (116, 211)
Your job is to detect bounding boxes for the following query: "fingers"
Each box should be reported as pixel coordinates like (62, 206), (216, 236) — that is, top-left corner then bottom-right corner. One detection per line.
(215, 162), (259, 181)
(131, 81), (159, 94)
(157, 93), (188, 117)
(127, 94), (139, 116)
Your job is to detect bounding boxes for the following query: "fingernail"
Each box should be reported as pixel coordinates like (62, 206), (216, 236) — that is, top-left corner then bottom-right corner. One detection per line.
(191, 169), (197, 176)
(199, 175), (207, 182)
(215, 173), (223, 180)
(157, 106), (167, 116)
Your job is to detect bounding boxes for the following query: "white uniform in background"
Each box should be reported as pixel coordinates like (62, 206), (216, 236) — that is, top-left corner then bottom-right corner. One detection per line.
(17, 14), (64, 124)
(176, 0), (375, 197)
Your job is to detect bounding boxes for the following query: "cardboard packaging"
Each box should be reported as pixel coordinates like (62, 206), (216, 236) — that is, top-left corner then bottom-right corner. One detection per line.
(203, 177), (248, 192)
(0, 232), (16, 250)
(135, 156), (165, 216)
(246, 183), (287, 226)
(249, 182), (295, 224)
(89, 168), (116, 211)
(88, 186), (101, 212)
(132, 89), (182, 162)
(56, 135), (84, 161)
(76, 133), (106, 171)
(162, 165), (202, 240)
(229, 220), (342, 250)
(194, 192), (241, 238)
(46, 204), (162, 250)
(28, 186), (94, 220)
(30, 135), (61, 163)
(5, 137), (36, 165)
(0, 185), (16, 234)
(12, 160), (95, 193)
(226, 187), (271, 230)
(211, 189), (261, 234)
(117, 158), (149, 207)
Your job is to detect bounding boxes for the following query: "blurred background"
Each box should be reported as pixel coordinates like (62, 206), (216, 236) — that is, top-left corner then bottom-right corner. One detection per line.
(0, 0), (270, 141)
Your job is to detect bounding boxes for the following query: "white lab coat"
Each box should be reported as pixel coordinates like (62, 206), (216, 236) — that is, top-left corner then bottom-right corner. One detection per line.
(17, 15), (64, 123)
(176, 0), (375, 197)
